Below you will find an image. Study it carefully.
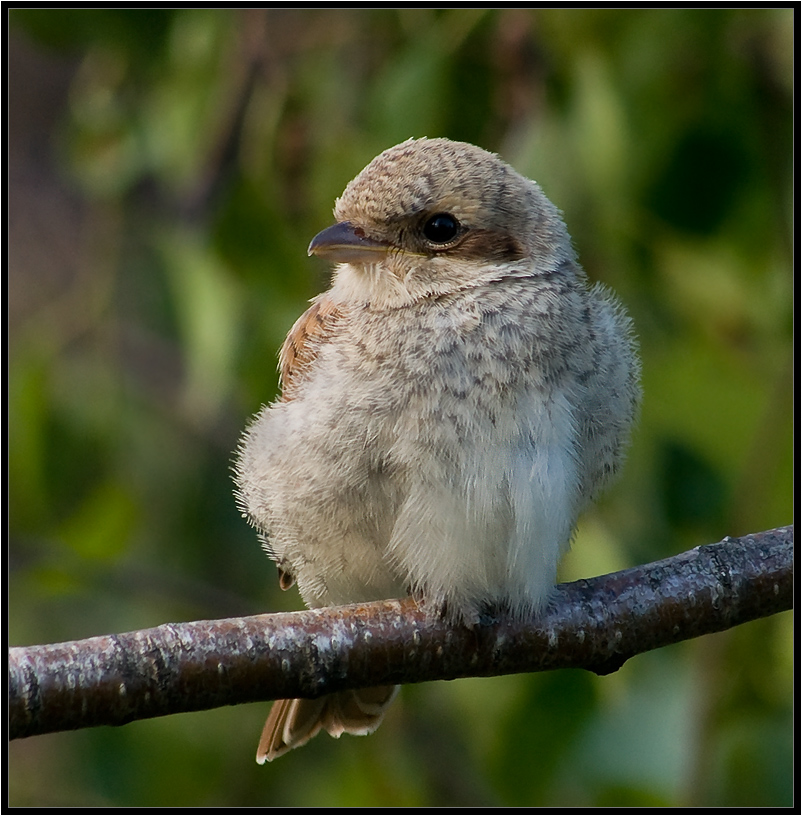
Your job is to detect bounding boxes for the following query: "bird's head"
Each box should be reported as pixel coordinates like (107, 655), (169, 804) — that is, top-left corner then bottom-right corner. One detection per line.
(309, 138), (577, 309)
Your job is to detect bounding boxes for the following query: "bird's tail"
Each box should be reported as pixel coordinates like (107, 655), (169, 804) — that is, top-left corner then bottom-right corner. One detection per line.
(256, 685), (400, 763)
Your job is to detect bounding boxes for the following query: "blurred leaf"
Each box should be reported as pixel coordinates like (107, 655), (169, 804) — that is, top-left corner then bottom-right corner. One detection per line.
(11, 8), (176, 58)
(659, 438), (727, 530)
(492, 670), (597, 804)
(8, 354), (51, 528)
(647, 125), (750, 234)
(595, 784), (671, 807)
(711, 716), (794, 807)
(159, 231), (242, 426)
(58, 481), (138, 561)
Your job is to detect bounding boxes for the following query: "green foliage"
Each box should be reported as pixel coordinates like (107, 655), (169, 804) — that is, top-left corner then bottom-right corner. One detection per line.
(8, 8), (792, 808)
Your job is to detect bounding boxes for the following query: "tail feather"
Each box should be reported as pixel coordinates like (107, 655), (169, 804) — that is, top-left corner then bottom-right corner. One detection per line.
(256, 686), (399, 763)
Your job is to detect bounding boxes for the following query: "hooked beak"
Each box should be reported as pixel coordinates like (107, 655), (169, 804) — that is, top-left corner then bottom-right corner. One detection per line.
(308, 221), (392, 265)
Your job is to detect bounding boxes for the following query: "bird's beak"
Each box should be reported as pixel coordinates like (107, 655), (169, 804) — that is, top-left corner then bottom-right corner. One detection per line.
(308, 221), (392, 265)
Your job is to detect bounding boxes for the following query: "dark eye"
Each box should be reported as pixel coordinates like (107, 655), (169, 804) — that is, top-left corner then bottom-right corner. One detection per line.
(422, 212), (460, 244)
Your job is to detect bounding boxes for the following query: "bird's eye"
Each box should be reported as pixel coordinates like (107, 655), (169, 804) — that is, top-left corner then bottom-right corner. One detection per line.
(422, 213), (460, 244)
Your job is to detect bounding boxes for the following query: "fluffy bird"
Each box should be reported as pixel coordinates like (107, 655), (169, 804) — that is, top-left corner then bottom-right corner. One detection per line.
(234, 137), (640, 762)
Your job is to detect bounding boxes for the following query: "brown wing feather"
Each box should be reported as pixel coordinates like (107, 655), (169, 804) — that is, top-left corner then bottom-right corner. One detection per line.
(278, 294), (342, 401)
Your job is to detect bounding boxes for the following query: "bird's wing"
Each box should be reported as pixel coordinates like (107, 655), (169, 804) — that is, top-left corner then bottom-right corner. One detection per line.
(278, 294), (343, 401)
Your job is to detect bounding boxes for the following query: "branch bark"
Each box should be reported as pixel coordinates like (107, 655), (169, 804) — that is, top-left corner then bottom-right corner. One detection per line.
(9, 526), (793, 741)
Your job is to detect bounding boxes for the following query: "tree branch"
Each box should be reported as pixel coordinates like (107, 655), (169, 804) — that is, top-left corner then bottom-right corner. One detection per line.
(9, 526), (793, 741)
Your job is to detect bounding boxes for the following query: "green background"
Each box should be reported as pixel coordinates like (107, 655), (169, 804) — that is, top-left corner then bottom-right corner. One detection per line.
(8, 8), (793, 808)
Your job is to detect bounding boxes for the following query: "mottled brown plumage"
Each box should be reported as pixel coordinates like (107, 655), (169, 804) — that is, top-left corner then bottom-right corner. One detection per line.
(235, 137), (640, 762)
(278, 295), (343, 402)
